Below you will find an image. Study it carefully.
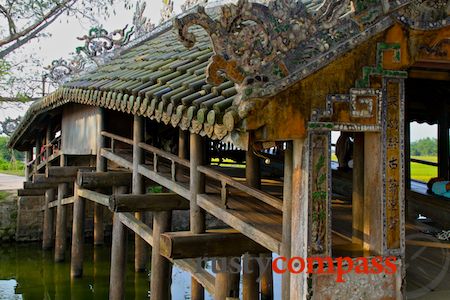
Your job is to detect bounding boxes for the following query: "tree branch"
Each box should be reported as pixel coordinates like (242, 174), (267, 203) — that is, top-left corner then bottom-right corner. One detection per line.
(0, 0), (76, 49)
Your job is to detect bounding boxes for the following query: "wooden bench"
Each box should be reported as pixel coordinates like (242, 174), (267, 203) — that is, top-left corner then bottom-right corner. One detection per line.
(407, 181), (450, 228)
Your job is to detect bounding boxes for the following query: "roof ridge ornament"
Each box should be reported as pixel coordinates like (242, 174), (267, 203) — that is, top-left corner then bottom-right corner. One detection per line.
(174, 0), (353, 104)
(161, 0), (175, 23)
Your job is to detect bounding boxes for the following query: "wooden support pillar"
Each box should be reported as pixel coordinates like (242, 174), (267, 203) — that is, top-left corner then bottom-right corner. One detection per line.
(438, 105), (449, 179)
(55, 182), (68, 262)
(150, 211), (172, 300)
(25, 149), (33, 180)
(352, 133), (365, 246)
(363, 132), (383, 253)
(46, 125), (52, 163)
(214, 258), (240, 300)
(71, 182), (85, 278)
(281, 142), (292, 300)
(133, 115), (148, 272)
(42, 188), (55, 250)
(109, 186), (128, 300)
(95, 108), (106, 246)
(405, 119), (411, 190)
(190, 133), (206, 300)
(35, 137), (41, 171)
(290, 138), (309, 299)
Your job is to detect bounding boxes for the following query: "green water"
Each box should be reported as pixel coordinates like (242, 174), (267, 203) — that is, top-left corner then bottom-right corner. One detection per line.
(0, 243), (198, 300)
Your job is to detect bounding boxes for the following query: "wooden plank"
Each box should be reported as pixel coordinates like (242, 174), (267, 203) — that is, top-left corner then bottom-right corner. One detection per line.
(78, 189), (109, 206)
(46, 166), (95, 178)
(406, 240), (450, 249)
(138, 164), (191, 200)
(197, 194), (281, 253)
(47, 196), (74, 209)
(101, 148), (133, 169)
(33, 174), (75, 184)
(198, 165), (283, 211)
(160, 230), (269, 259)
(24, 181), (60, 190)
(110, 193), (189, 212)
(77, 171), (132, 189)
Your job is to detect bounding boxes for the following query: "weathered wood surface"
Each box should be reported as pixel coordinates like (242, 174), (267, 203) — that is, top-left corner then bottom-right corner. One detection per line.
(78, 189), (109, 207)
(42, 189), (55, 250)
(198, 165), (283, 211)
(18, 189), (47, 196)
(47, 196), (74, 209)
(139, 141), (190, 168)
(77, 171), (132, 189)
(138, 164), (191, 199)
(101, 148), (133, 170)
(33, 174), (75, 184)
(46, 166), (95, 178)
(101, 131), (133, 145)
(55, 183), (69, 263)
(71, 183), (85, 278)
(160, 230), (269, 259)
(109, 193), (189, 212)
(24, 181), (60, 190)
(197, 193), (282, 253)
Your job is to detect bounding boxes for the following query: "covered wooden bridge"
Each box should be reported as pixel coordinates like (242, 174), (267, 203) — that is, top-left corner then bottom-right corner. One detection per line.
(8, 0), (450, 299)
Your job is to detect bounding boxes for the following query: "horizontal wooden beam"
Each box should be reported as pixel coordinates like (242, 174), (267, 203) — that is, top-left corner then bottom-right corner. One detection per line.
(78, 189), (109, 206)
(24, 181), (59, 190)
(33, 174), (75, 184)
(18, 189), (47, 196)
(46, 166), (95, 178)
(101, 149), (133, 169)
(160, 230), (269, 259)
(47, 196), (75, 209)
(118, 212), (154, 246)
(77, 171), (132, 189)
(110, 193), (189, 212)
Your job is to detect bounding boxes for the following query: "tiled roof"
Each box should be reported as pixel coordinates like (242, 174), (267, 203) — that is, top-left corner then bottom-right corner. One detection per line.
(10, 25), (240, 149)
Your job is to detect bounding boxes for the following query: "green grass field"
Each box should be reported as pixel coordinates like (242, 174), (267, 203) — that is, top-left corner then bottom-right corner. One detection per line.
(410, 156), (437, 183)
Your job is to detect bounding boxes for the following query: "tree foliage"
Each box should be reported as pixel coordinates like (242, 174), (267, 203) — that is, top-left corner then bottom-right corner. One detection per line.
(410, 137), (438, 156)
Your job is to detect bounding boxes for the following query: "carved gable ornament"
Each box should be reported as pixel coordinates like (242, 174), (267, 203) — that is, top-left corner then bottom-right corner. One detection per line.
(174, 0), (450, 105)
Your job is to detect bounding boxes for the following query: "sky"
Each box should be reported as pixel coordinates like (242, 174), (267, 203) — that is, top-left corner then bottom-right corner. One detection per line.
(0, 0), (437, 142)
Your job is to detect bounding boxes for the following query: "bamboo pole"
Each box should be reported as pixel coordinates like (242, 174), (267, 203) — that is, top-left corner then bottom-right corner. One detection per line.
(55, 182), (68, 262)
(281, 142), (293, 300)
(190, 133), (206, 300)
(42, 188), (55, 250)
(95, 108), (106, 246)
(109, 186), (128, 300)
(71, 182), (85, 278)
(133, 115), (148, 273)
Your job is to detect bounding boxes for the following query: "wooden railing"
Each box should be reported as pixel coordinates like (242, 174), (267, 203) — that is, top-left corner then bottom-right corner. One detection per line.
(101, 131), (133, 152)
(139, 142), (190, 182)
(197, 165), (283, 210)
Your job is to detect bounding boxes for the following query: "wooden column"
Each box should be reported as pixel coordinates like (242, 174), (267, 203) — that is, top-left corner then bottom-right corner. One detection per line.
(363, 133), (383, 253)
(352, 133), (365, 246)
(35, 137), (41, 171)
(46, 125), (52, 162)
(290, 138), (309, 299)
(71, 182), (85, 278)
(438, 105), (449, 179)
(150, 211), (172, 300)
(244, 144), (260, 300)
(109, 186), (128, 300)
(214, 258), (240, 300)
(95, 108), (106, 246)
(133, 115), (148, 272)
(405, 119), (411, 190)
(55, 182), (68, 262)
(25, 149), (33, 180)
(281, 142), (293, 300)
(190, 133), (206, 300)
(42, 188), (55, 250)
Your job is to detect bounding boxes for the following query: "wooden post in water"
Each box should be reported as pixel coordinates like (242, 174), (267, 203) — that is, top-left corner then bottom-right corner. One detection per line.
(42, 188), (55, 250)
(190, 133), (206, 300)
(133, 115), (148, 272)
(109, 186), (128, 300)
(71, 182), (85, 278)
(95, 108), (106, 246)
(150, 211), (172, 300)
(281, 142), (293, 300)
(290, 138), (309, 299)
(352, 133), (364, 246)
(54, 182), (68, 262)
